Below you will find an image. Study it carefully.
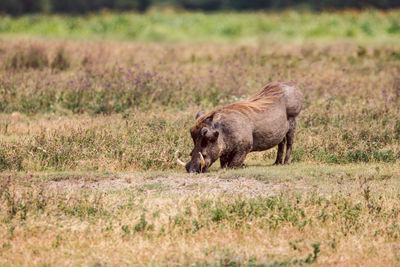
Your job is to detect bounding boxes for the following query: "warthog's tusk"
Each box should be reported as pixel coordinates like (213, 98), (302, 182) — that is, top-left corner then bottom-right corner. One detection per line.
(199, 152), (205, 171)
(175, 151), (186, 167)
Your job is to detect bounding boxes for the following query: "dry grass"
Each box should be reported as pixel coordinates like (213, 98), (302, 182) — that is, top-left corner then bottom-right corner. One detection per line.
(0, 31), (400, 265)
(0, 39), (399, 172)
(1, 164), (400, 266)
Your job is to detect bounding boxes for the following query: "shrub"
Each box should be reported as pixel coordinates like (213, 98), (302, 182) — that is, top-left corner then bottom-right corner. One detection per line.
(8, 46), (48, 70)
(51, 48), (70, 71)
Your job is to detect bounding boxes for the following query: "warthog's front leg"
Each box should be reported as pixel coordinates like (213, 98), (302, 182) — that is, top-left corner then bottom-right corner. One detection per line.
(227, 151), (248, 168)
(220, 153), (231, 168)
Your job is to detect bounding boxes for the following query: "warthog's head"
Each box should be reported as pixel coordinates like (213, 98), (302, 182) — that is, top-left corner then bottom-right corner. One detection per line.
(176, 110), (222, 173)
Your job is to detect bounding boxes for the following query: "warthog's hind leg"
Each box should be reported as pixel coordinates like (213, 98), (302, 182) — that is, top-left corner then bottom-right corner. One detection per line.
(284, 117), (297, 165)
(274, 138), (286, 165)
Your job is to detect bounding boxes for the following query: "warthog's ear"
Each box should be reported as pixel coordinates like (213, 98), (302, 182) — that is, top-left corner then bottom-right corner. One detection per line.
(195, 110), (205, 121)
(203, 113), (215, 125)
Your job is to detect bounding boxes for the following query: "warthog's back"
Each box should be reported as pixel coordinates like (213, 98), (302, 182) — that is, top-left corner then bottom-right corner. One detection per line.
(218, 82), (301, 116)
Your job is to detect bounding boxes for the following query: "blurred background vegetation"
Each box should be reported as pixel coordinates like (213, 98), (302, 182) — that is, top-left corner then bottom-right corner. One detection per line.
(1, 0), (400, 15)
(0, 1), (399, 170)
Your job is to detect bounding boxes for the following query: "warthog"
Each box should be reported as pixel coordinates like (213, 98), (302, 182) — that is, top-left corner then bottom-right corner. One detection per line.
(176, 82), (303, 173)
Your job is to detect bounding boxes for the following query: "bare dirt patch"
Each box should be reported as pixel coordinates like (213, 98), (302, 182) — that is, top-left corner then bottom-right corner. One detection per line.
(45, 174), (304, 196)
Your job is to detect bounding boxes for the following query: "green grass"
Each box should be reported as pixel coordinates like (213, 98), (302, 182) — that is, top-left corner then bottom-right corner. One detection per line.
(1, 10), (400, 44)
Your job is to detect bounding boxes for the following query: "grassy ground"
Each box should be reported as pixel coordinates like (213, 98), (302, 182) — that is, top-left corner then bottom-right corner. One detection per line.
(0, 40), (399, 172)
(1, 10), (400, 266)
(0, 10), (400, 44)
(1, 164), (400, 265)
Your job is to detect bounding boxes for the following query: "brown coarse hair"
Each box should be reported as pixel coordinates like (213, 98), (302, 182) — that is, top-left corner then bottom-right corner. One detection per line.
(195, 82), (287, 127)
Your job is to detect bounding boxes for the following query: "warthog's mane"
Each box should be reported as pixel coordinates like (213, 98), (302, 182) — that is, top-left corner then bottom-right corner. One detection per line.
(195, 82), (287, 128)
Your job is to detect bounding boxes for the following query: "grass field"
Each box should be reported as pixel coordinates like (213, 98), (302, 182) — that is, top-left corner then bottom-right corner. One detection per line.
(1, 10), (400, 266)
(1, 164), (400, 265)
(1, 10), (400, 44)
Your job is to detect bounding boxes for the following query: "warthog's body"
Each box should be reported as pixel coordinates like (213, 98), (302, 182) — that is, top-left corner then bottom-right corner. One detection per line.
(183, 82), (303, 173)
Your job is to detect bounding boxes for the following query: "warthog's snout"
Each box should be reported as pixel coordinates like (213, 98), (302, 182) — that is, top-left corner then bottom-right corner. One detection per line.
(185, 152), (206, 173)
(186, 162), (199, 173)
(176, 150), (204, 173)
(176, 150), (206, 173)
